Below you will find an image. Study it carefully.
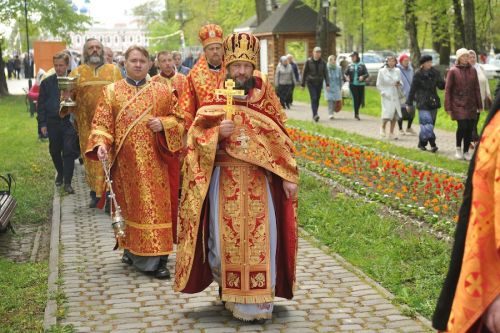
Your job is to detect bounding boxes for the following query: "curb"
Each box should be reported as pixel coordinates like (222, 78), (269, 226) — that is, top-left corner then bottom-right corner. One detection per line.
(43, 186), (60, 329)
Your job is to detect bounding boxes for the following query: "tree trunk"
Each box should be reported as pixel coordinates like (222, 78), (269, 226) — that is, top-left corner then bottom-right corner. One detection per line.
(0, 40), (9, 96)
(463, 0), (477, 50)
(432, 9), (451, 66)
(315, 4), (327, 60)
(452, 0), (465, 50)
(404, 0), (420, 69)
(255, 0), (269, 25)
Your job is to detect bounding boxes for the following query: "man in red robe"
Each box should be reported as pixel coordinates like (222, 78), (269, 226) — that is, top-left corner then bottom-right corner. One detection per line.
(151, 51), (189, 99)
(179, 24), (226, 128)
(174, 32), (299, 322)
(85, 46), (185, 279)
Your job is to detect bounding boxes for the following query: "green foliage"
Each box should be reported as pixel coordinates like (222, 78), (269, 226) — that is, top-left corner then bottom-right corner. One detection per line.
(299, 172), (451, 319)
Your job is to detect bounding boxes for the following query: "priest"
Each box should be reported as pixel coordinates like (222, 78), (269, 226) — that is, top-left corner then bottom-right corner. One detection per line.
(85, 46), (185, 279)
(151, 51), (188, 99)
(174, 32), (299, 321)
(61, 38), (122, 208)
(179, 24), (226, 128)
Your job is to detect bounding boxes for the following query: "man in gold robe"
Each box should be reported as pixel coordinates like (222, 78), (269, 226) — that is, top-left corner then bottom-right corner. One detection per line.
(61, 38), (122, 208)
(151, 51), (188, 99)
(179, 24), (226, 128)
(85, 46), (185, 279)
(175, 32), (299, 321)
(433, 103), (500, 332)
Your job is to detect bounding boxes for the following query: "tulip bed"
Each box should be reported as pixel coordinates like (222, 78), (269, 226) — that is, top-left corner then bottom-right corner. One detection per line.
(289, 127), (466, 234)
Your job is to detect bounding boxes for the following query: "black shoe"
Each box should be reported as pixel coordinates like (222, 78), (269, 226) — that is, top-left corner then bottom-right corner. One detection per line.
(78, 157), (84, 165)
(430, 146), (438, 153)
(417, 143), (427, 151)
(355, 115), (360, 120)
(154, 260), (171, 279)
(55, 174), (63, 186)
(313, 115), (320, 122)
(89, 197), (99, 208)
(64, 184), (75, 194)
(121, 253), (133, 266)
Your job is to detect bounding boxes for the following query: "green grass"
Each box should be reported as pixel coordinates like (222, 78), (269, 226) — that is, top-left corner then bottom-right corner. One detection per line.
(0, 95), (53, 225)
(299, 171), (451, 319)
(0, 95), (53, 332)
(288, 119), (469, 175)
(0, 259), (49, 332)
(294, 79), (498, 132)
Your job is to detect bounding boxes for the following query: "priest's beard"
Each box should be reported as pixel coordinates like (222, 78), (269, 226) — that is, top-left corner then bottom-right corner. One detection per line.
(228, 74), (255, 95)
(84, 53), (104, 66)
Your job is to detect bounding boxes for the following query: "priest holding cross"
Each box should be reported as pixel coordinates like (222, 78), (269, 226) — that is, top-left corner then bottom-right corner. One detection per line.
(175, 32), (300, 322)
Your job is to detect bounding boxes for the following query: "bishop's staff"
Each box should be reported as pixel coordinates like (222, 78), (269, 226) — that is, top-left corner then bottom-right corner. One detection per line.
(101, 159), (126, 242)
(215, 79), (244, 118)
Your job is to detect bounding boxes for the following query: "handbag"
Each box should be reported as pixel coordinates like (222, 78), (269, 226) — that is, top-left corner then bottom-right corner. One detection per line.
(397, 85), (406, 104)
(334, 100), (342, 112)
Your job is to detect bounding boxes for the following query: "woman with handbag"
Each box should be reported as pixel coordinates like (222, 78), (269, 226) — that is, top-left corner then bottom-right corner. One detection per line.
(376, 55), (403, 140)
(468, 49), (492, 147)
(406, 55), (445, 152)
(445, 48), (483, 160)
(324, 55), (343, 120)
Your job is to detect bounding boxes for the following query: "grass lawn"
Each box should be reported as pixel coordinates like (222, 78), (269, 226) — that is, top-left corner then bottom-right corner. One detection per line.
(294, 79), (498, 132)
(0, 95), (52, 332)
(299, 171), (451, 319)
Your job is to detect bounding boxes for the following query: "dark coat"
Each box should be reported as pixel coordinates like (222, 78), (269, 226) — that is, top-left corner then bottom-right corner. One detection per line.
(444, 64), (482, 120)
(37, 74), (61, 127)
(407, 67), (445, 110)
(301, 57), (329, 87)
(344, 62), (369, 85)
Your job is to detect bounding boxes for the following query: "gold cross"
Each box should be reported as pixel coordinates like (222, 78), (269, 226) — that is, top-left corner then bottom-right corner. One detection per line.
(236, 129), (250, 153)
(215, 79), (244, 118)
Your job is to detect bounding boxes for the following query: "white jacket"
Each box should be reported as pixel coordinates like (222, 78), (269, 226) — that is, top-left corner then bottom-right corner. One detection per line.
(376, 67), (402, 119)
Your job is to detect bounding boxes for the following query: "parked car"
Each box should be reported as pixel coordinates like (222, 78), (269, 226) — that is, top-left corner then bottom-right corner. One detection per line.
(361, 53), (385, 84)
(449, 54), (500, 79)
(371, 50), (396, 60)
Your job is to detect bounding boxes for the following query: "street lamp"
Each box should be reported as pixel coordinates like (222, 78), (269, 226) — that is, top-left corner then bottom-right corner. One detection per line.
(322, 0), (330, 56)
(360, 0), (364, 60)
(23, 0), (32, 89)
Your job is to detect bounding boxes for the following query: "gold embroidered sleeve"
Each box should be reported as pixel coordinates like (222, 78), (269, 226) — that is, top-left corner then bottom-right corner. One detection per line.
(179, 75), (196, 128)
(86, 85), (115, 155)
(159, 92), (185, 153)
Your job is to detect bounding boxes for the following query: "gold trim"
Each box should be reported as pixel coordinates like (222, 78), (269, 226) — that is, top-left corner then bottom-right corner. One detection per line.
(124, 248), (174, 257)
(225, 302), (273, 321)
(79, 80), (113, 87)
(91, 129), (113, 141)
(126, 220), (172, 230)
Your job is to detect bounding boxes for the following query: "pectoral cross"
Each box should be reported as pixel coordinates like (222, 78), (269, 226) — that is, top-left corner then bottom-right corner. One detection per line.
(215, 79), (244, 118)
(236, 129), (250, 153)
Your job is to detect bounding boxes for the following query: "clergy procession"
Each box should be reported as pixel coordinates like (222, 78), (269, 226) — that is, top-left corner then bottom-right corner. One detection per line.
(2, 0), (500, 332)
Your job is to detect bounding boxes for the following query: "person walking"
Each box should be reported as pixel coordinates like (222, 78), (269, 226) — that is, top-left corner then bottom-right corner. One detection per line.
(301, 46), (329, 122)
(13, 55), (21, 79)
(406, 55), (445, 153)
(376, 56), (402, 140)
(324, 54), (343, 120)
(37, 52), (78, 194)
(468, 49), (492, 148)
(274, 55), (296, 109)
(344, 51), (369, 120)
(287, 54), (300, 105)
(445, 48), (482, 161)
(396, 54), (415, 135)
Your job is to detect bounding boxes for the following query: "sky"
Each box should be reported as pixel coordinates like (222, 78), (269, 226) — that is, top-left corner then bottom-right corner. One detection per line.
(71, 0), (155, 27)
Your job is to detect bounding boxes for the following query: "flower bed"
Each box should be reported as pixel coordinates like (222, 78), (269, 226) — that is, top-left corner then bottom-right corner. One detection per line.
(289, 127), (465, 233)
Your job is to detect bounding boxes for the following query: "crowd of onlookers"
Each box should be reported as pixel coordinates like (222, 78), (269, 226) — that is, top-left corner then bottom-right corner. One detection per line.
(297, 46), (499, 161)
(4, 52), (35, 80)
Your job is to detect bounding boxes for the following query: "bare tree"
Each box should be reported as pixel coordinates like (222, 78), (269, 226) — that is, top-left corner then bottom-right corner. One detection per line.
(404, 0), (420, 68)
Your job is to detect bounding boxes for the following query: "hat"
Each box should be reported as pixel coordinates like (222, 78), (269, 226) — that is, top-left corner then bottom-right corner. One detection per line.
(198, 24), (223, 48)
(419, 54), (432, 65)
(456, 48), (469, 62)
(399, 54), (409, 63)
(313, 46), (321, 52)
(223, 32), (260, 67)
(350, 51), (359, 57)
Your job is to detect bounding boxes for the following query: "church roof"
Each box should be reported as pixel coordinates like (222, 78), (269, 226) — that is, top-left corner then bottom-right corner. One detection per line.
(252, 0), (340, 35)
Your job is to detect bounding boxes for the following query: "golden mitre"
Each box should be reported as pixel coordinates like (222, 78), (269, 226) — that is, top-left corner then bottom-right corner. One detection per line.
(223, 32), (260, 67)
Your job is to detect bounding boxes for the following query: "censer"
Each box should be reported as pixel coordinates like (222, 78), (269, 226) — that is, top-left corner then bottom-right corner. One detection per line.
(101, 159), (126, 240)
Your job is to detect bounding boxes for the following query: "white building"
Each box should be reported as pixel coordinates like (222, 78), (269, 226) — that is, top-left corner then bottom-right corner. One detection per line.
(70, 23), (149, 53)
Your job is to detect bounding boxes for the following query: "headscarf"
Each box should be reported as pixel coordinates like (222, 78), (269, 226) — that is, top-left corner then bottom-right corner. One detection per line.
(327, 55), (337, 69)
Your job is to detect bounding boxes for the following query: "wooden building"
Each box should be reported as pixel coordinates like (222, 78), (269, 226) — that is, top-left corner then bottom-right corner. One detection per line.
(235, 0), (340, 83)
